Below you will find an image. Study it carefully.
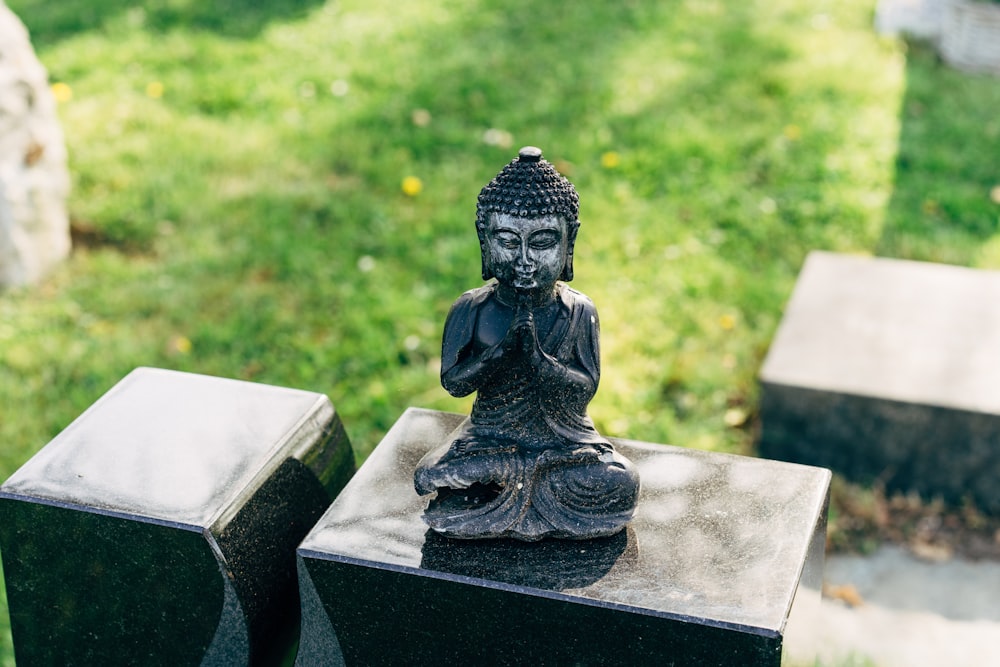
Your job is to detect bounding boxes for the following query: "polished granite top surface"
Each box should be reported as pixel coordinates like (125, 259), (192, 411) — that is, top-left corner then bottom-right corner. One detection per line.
(762, 251), (1000, 414)
(300, 408), (830, 635)
(1, 367), (333, 529)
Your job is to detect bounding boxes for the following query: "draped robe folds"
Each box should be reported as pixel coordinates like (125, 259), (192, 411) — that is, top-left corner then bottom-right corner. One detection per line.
(442, 282), (608, 451)
(414, 282), (640, 540)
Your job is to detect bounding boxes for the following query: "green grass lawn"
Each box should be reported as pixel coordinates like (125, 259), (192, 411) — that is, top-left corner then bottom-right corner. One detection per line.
(1, 0), (998, 663)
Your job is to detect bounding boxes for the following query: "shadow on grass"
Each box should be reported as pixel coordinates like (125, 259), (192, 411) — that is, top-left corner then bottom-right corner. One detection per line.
(8, 0), (325, 43)
(301, 0), (801, 277)
(341, 0), (797, 167)
(876, 40), (1000, 265)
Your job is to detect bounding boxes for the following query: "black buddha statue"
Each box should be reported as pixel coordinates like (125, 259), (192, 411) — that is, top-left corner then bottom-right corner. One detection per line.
(414, 147), (640, 541)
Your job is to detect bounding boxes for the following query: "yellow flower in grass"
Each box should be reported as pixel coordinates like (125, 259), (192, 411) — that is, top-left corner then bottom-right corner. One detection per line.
(146, 81), (164, 99)
(719, 314), (736, 330)
(724, 407), (748, 428)
(411, 108), (432, 127)
(401, 176), (423, 197)
(600, 151), (620, 169)
(168, 334), (192, 355)
(51, 82), (72, 103)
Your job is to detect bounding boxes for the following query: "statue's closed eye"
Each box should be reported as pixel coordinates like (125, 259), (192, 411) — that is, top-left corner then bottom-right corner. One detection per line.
(529, 232), (559, 250)
(494, 232), (520, 249)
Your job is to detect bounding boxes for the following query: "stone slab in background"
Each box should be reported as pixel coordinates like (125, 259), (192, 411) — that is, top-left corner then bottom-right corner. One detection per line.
(940, 0), (1000, 76)
(0, 1), (71, 289)
(760, 251), (1000, 512)
(874, 0), (1000, 76)
(296, 408), (830, 666)
(0, 367), (356, 666)
(874, 0), (945, 41)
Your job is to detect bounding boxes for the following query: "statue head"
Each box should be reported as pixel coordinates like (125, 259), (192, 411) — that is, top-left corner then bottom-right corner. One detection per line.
(476, 147), (580, 284)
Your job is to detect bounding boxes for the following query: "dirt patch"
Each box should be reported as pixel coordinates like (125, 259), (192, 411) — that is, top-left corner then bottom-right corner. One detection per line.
(828, 476), (1000, 562)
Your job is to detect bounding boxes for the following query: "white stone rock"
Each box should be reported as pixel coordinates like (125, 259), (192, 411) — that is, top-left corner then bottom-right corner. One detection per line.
(874, 0), (946, 41)
(0, 1), (70, 289)
(941, 0), (1000, 76)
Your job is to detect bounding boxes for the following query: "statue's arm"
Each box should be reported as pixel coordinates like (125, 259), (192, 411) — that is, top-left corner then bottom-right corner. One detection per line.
(440, 293), (499, 398)
(535, 350), (598, 407)
(534, 297), (600, 407)
(441, 348), (491, 397)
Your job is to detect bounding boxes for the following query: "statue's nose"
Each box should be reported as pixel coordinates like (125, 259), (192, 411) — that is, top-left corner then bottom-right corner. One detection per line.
(516, 242), (533, 268)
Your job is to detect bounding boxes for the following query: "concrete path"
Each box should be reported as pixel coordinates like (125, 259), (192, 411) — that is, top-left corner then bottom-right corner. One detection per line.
(785, 546), (1000, 666)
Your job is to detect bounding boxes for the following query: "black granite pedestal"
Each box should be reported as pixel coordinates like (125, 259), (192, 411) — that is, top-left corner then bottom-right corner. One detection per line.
(760, 251), (1000, 512)
(0, 367), (356, 666)
(296, 408), (830, 666)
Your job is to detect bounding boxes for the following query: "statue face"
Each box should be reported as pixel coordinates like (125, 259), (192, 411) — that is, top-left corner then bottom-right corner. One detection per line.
(485, 213), (568, 293)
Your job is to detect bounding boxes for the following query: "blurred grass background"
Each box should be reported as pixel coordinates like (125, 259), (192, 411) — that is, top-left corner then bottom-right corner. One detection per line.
(1, 0), (998, 663)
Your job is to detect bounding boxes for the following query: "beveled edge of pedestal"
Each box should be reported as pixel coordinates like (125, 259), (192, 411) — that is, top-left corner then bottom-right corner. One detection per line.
(205, 391), (338, 534)
(773, 463), (829, 636)
(296, 546), (783, 640)
(0, 490), (206, 534)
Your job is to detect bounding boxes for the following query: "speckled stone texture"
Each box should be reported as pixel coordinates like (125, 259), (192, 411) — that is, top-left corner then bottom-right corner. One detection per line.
(0, 367), (356, 666)
(760, 251), (1000, 513)
(296, 408), (830, 666)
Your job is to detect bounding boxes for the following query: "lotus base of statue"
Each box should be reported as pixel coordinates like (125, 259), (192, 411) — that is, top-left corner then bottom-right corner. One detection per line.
(414, 421), (640, 541)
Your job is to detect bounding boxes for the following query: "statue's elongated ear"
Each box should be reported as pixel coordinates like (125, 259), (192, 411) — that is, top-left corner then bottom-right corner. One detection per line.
(480, 245), (493, 281)
(477, 218), (493, 281)
(561, 219), (580, 282)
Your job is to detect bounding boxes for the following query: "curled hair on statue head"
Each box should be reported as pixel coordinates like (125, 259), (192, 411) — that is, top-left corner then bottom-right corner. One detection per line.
(476, 146), (581, 282)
